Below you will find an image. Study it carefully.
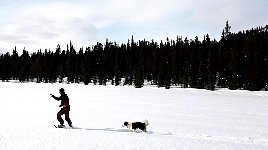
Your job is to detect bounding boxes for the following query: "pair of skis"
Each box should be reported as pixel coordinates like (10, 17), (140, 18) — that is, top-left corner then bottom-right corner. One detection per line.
(54, 125), (81, 129)
(54, 125), (72, 129)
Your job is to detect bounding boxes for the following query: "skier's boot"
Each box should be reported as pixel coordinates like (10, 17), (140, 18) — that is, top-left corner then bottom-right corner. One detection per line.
(58, 124), (65, 128)
(68, 123), (73, 128)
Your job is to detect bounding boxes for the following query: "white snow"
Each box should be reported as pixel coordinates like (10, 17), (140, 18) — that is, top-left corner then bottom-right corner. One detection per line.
(0, 82), (268, 149)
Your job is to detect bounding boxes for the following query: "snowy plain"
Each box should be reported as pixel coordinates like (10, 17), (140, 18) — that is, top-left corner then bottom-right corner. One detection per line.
(0, 81), (268, 150)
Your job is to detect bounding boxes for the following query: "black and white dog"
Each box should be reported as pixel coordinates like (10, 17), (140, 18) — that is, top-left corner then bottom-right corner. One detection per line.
(123, 119), (149, 132)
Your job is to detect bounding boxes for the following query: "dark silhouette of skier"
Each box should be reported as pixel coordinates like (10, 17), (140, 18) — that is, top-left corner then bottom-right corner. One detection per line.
(50, 88), (72, 128)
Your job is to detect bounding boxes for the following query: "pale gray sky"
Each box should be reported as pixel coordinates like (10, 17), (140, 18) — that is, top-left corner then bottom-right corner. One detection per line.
(0, 0), (267, 53)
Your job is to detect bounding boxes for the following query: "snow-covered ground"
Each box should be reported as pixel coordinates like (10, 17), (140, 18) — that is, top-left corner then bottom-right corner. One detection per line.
(0, 82), (268, 150)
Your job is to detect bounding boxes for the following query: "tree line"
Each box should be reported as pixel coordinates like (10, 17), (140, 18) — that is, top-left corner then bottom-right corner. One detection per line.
(0, 22), (268, 91)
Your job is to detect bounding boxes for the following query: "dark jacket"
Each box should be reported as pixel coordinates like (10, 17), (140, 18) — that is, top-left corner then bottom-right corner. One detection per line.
(52, 94), (70, 110)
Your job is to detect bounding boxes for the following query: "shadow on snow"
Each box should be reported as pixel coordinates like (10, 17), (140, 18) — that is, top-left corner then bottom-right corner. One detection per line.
(70, 127), (153, 134)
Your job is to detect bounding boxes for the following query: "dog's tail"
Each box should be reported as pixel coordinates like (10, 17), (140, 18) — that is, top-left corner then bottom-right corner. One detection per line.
(143, 119), (149, 126)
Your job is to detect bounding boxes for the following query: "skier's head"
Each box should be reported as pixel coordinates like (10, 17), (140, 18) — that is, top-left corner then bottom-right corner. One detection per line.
(59, 88), (65, 94)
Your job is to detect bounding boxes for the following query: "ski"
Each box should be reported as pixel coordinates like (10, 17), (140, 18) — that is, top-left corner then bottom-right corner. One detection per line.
(54, 125), (78, 129)
(54, 125), (65, 128)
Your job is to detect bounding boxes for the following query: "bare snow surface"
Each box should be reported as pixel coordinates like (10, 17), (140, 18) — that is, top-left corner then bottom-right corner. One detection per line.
(0, 82), (268, 150)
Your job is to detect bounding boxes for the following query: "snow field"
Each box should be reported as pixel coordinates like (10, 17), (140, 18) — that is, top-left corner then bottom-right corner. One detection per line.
(0, 82), (268, 149)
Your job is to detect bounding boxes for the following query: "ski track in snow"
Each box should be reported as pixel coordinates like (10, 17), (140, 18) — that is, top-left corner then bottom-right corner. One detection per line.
(52, 126), (268, 145)
(55, 127), (268, 145)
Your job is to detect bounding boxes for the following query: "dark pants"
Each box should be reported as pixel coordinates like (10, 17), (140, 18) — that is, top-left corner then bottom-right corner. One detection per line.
(57, 106), (72, 126)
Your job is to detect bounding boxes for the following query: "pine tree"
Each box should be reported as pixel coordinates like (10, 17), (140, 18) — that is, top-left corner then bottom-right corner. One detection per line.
(134, 67), (144, 88)
(222, 20), (231, 40)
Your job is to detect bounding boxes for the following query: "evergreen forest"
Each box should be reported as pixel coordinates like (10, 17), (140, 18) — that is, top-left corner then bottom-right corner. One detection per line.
(0, 22), (268, 91)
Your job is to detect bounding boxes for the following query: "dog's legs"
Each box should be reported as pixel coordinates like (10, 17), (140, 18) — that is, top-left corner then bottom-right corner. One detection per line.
(127, 124), (134, 132)
(128, 128), (134, 132)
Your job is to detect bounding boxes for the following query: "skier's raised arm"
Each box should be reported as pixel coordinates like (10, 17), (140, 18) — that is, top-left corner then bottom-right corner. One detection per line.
(50, 94), (60, 101)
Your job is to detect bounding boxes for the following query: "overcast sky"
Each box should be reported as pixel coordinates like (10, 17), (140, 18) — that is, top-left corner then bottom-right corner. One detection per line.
(0, 0), (267, 54)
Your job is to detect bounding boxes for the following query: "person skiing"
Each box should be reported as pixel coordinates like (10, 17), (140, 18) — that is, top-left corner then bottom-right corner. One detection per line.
(50, 88), (72, 128)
